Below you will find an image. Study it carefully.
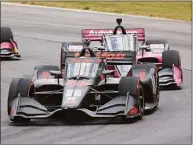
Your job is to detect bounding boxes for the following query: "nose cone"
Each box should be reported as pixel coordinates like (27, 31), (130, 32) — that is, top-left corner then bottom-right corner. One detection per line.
(61, 86), (90, 109)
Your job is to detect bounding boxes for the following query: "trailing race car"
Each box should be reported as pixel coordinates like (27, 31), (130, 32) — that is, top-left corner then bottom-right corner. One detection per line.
(7, 33), (159, 123)
(136, 39), (183, 88)
(79, 19), (183, 89)
(60, 18), (145, 73)
(1, 27), (21, 59)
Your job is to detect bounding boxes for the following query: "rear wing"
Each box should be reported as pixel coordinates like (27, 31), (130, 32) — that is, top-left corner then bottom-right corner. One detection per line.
(66, 50), (136, 65)
(82, 28), (145, 42)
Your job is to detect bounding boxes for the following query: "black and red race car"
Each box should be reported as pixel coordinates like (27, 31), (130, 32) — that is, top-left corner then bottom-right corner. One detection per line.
(1, 27), (20, 59)
(7, 22), (159, 123)
(60, 19), (159, 112)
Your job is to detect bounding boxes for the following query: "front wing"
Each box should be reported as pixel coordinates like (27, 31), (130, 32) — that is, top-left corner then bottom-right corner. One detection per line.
(9, 94), (139, 120)
(159, 65), (183, 87)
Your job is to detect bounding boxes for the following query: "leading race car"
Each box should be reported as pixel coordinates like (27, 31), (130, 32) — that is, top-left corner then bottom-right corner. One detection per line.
(136, 40), (183, 88)
(7, 31), (159, 123)
(1, 27), (21, 60)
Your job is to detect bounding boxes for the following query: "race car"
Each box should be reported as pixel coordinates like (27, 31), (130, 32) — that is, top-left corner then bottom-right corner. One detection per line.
(1, 27), (20, 59)
(136, 39), (183, 88)
(59, 20), (159, 110)
(79, 19), (182, 89)
(7, 35), (159, 123)
(60, 18), (145, 73)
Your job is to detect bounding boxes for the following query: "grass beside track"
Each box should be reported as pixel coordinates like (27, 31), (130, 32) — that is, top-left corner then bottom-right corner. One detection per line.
(17, 2), (191, 21)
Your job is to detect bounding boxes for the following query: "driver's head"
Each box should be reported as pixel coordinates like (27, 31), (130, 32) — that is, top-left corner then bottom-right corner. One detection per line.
(82, 38), (91, 47)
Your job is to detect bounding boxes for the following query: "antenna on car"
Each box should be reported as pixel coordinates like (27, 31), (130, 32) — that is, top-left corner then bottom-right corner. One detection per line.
(113, 18), (126, 35)
(116, 18), (122, 26)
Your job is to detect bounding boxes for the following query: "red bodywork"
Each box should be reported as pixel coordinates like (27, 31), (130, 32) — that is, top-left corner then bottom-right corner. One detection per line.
(0, 41), (18, 50)
(0, 40), (19, 58)
(136, 51), (163, 68)
(136, 51), (183, 87)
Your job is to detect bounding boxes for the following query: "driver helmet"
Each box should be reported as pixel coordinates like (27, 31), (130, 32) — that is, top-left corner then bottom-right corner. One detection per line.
(82, 38), (91, 47)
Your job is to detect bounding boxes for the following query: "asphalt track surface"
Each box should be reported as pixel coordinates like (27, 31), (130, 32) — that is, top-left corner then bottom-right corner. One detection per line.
(1, 3), (192, 144)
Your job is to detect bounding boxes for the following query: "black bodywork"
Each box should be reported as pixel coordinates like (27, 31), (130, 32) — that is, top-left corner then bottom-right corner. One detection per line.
(7, 19), (159, 123)
(8, 49), (159, 123)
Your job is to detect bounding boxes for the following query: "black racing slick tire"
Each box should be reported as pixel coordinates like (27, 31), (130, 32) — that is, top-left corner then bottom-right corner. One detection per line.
(162, 50), (181, 68)
(119, 77), (145, 120)
(1, 27), (14, 43)
(7, 78), (32, 123)
(34, 65), (60, 79)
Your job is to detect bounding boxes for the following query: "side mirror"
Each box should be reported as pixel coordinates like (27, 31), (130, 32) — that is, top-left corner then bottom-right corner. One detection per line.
(50, 70), (62, 76)
(102, 70), (115, 76)
(139, 45), (148, 51)
(49, 70), (62, 84)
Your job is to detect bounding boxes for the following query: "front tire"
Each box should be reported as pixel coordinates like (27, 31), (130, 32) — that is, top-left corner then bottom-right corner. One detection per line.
(7, 78), (31, 123)
(119, 77), (144, 120)
(1, 27), (14, 43)
(162, 50), (181, 68)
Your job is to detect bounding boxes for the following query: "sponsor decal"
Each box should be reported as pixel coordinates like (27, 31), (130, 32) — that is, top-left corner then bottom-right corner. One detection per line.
(149, 44), (164, 49)
(64, 97), (77, 105)
(65, 89), (74, 97)
(74, 89), (82, 97)
(72, 57), (94, 63)
(68, 45), (83, 51)
(74, 51), (126, 60)
(95, 52), (126, 59)
(66, 80), (90, 87)
(86, 30), (138, 36)
(95, 94), (101, 101)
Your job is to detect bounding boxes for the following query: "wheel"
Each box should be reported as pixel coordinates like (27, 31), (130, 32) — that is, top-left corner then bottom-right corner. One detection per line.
(119, 77), (144, 120)
(33, 65), (60, 79)
(131, 63), (159, 111)
(7, 78), (32, 122)
(1, 27), (14, 43)
(162, 50), (181, 68)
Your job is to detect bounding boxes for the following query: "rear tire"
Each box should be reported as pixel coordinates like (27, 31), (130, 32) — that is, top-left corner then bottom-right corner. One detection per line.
(162, 50), (181, 68)
(1, 27), (14, 43)
(7, 78), (32, 123)
(119, 77), (144, 120)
